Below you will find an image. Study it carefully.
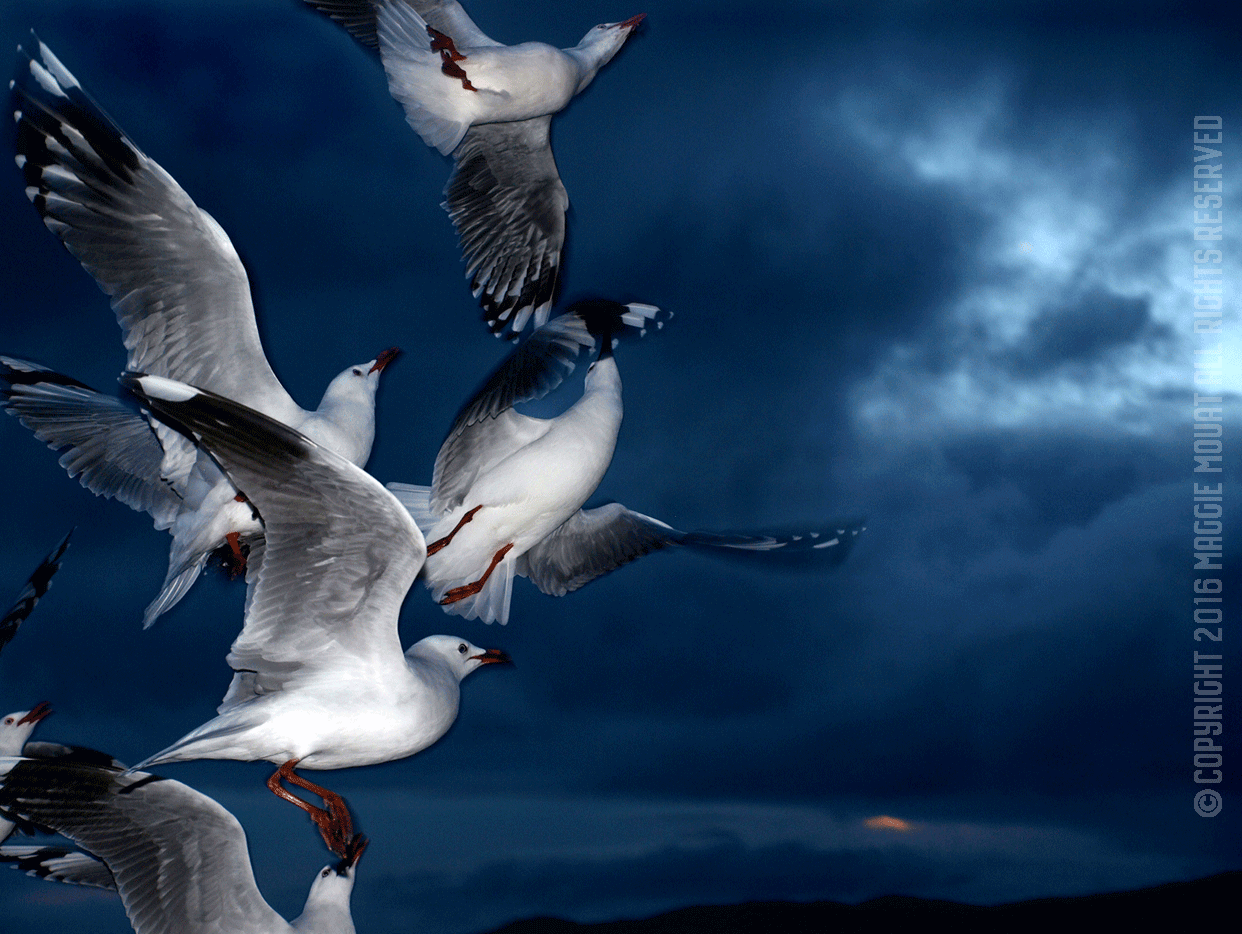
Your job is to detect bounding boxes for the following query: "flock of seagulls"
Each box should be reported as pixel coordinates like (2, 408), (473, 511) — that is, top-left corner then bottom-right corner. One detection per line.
(0, 2), (864, 931)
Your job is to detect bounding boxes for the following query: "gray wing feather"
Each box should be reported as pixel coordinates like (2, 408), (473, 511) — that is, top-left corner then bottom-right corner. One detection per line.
(300, 0), (383, 51)
(124, 377), (422, 701)
(431, 311), (597, 513)
(520, 506), (867, 596)
(0, 757), (287, 934)
(517, 504), (681, 596)
(409, 0), (502, 47)
(11, 39), (300, 422)
(301, 0), (502, 50)
(1, 358), (182, 529)
(446, 118), (567, 337)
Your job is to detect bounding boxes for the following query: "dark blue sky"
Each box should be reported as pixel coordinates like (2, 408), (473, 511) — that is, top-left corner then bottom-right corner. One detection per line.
(1, 1), (1238, 932)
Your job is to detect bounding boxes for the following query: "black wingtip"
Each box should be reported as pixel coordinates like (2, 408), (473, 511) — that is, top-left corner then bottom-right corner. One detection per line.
(0, 527), (74, 656)
(0, 844), (76, 880)
(11, 35), (141, 201)
(681, 519), (868, 570)
(0, 357), (96, 393)
(568, 299), (630, 339)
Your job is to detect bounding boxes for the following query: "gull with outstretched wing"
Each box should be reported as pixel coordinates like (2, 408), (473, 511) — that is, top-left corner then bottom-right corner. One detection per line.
(123, 374), (508, 856)
(301, 0), (645, 337)
(0, 753), (368, 933)
(7, 38), (399, 625)
(388, 300), (864, 625)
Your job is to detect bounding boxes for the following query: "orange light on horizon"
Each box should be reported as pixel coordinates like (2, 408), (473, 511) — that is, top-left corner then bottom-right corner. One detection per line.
(865, 815), (913, 832)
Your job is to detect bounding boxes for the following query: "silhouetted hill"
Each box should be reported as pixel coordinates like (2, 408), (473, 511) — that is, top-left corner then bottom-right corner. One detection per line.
(486, 872), (1235, 932)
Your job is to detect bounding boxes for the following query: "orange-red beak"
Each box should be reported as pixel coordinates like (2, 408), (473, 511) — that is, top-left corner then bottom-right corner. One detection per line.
(16, 701), (52, 725)
(617, 13), (646, 31)
(369, 347), (401, 374)
(471, 648), (512, 666)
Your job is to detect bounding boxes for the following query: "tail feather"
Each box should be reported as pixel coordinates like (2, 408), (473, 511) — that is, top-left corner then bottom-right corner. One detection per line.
(142, 552), (209, 628)
(386, 482), (437, 534)
(130, 715), (261, 771)
(426, 552), (516, 625)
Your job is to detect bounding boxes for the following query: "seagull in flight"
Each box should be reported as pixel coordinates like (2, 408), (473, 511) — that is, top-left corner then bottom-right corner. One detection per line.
(0, 534), (72, 845)
(387, 300), (863, 625)
(124, 374), (509, 856)
(301, 0), (645, 337)
(7, 38), (400, 625)
(0, 542), (132, 880)
(0, 753), (368, 933)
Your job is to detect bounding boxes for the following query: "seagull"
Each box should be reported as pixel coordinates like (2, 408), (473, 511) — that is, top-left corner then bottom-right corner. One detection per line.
(1, 534), (86, 848)
(385, 299), (864, 625)
(8, 38), (400, 625)
(123, 374), (510, 856)
(301, 0), (645, 337)
(0, 529), (71, 657)
(0, 753), (368, 933)
(0, 703), (53, 851)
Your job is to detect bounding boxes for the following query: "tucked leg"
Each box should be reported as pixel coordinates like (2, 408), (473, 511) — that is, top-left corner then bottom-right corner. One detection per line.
(222, 532), (247, 577)
(426, 25), (466, 61)
(440, 56), (477, 92)
(427, 505), (482, 555)
(441, 543), (514, 604)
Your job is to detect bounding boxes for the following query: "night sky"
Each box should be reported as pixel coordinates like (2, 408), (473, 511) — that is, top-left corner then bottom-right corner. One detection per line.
(0, 1), (1239, 932)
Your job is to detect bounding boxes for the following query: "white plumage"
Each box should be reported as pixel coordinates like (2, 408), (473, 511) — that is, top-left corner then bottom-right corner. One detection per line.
(124, 374), (509, 855)
(6, 39), (399, 625)
(392, 299), (864, 625)
(301, 0), (645, 336)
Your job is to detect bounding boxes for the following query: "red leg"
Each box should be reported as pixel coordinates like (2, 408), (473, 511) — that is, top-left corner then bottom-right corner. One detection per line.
(440, 56), (477, 92)
(267, 759), (355, 856)
(427, 505), (482, 555)
(427, 25), (466, 61)
(223, 532), (247, 578)
(441, 543), (513, 605)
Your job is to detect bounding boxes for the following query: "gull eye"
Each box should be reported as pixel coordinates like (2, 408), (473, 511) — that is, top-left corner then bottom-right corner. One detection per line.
(352, 368), (363, 376)
(322, 868), (331, 878)
(458, 643), (468, 655)
(3, 718), (12, 725)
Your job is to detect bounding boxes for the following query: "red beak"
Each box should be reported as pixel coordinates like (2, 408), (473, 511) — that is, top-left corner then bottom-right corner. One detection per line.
(471, 648), (512, 666)
(617, 13), (646, 30)
(369, 347), (401, 374)
(16, 701), (52, 725)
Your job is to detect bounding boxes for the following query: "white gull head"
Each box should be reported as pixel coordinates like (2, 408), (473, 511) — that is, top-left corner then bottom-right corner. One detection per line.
(405, 635), (513, 681)
(0, 703), (52, 755)
(571, 13), (646, 91)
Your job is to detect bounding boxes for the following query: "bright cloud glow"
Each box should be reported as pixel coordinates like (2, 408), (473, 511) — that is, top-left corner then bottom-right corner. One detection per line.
(826, 73), (1238, 438)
